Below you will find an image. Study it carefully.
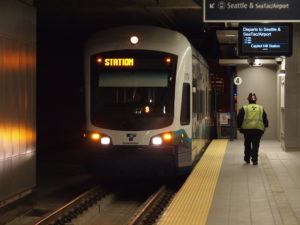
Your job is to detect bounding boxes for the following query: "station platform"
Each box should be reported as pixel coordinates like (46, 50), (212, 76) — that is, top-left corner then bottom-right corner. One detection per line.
(158, 139), (300, 225)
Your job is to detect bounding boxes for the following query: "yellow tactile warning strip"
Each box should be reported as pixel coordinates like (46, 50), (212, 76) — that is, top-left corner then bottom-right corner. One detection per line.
(157, 139), (228, 225)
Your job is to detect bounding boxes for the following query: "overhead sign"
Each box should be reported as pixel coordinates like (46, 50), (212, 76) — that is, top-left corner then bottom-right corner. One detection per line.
(238, 24), (292, 56)
(204, 0), (300, 22)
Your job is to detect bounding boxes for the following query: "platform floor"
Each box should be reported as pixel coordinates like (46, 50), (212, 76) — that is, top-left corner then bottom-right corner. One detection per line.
(158, 140), (300, 225)
(207, 140), (300, 225)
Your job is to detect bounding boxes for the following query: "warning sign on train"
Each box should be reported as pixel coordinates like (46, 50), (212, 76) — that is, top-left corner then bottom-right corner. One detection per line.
(234, 77), (242, 86)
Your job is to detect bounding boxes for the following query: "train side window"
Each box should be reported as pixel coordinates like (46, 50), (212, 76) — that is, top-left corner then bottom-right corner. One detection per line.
(197, 90), (200, 120)
(193, 91), (196, 114)
(180, 83), (190, 125)
(192, 81), (197, 114)
(206, 86), (208, 115)
(202, 89), (205, 116)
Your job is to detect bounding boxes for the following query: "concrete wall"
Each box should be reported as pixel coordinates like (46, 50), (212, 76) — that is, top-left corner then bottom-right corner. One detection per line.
(236, 65), (278, 140)
(283, 24), (300, 151)
(0, 0), (36, 202)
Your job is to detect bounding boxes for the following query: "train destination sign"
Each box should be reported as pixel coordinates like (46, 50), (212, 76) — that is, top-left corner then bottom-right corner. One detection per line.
(99, 58), (134, 67)
(204, 0), (300, 22)
(238, 24), (292, 57)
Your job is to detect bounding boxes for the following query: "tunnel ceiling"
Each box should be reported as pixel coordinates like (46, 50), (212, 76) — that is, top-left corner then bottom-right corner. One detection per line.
(35, 0), (222, 58)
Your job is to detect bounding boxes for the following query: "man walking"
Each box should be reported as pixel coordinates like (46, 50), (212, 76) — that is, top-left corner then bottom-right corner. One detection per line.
(237, 93), (269, 165)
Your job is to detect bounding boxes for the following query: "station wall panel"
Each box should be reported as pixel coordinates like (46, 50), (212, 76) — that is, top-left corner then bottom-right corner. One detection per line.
(0, 0), (36, 202)
(285, 24), (300, 151)
(236, 65), (277, 140)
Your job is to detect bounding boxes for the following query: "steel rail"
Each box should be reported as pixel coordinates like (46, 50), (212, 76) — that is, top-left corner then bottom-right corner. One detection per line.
(127, 185), (168, 225)
(34, 185), (103, 225)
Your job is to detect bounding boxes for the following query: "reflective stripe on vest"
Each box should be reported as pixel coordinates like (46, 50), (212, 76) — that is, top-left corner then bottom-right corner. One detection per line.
(241, 104), (265, 131)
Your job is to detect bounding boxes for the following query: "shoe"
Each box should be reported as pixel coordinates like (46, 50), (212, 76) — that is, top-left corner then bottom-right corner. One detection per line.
(253, 162), (258, 165)
(244, 160), (250, 165)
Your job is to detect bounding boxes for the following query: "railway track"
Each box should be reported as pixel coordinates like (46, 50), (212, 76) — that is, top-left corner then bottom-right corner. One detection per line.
(34, 185), (107, 225)
(33, 183), (177, 225)
(127, 185), (175, 225)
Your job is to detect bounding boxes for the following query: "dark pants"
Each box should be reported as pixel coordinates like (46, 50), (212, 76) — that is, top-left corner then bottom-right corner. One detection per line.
(243, 132), (263, 163)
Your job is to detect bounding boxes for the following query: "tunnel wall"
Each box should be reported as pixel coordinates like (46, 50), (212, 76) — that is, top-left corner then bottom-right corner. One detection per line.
(0, 0), (36, 202)
(284, 24), (300, 151)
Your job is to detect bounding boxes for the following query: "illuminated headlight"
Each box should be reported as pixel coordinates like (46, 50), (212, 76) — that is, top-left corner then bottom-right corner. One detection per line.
(151, 132), (173, 146)
(130, 35), (139, 45)
(163, 133), (172, 141)
(89, 132), (111, 145)
(91, 132), (100, 141)
(152, 137), (163, 145)
(100, 137), (111, 145)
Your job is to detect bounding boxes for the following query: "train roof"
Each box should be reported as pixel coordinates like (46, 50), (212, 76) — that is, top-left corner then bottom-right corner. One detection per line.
(85, 25), (207, 67)
(86, 26), (189, 54)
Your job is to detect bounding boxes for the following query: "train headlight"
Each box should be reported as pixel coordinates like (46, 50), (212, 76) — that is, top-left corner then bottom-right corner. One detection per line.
(152, 137), (163, 145)
(129, 35), (139, 45)
(89, 132), (112, 145)
(100, 137), (111, 145)
(151, 132), (173, 146)
(163, 132), (172, 141)
(91, 132), (100, 141)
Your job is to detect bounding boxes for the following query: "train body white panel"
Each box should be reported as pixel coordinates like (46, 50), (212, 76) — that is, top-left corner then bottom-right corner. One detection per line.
(88, 127), (173, 146)
(85, 26), (192, 131)
(85, 26), (191, 58)
(84, 26), (210, 175)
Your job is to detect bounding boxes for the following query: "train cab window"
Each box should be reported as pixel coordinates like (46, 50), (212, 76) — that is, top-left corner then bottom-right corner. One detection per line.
(91, 50), (177, 131)
(180, 83), (190, 125)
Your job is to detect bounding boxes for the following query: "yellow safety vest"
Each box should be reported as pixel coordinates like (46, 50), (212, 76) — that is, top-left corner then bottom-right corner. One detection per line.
(241, 104), (265, 131)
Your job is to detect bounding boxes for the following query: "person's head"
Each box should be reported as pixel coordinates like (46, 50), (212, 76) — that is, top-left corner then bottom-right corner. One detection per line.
(247, 92), (257, 104)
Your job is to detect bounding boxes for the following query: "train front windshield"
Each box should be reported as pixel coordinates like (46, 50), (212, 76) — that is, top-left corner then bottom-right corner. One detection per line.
(91, 50), (177, 130)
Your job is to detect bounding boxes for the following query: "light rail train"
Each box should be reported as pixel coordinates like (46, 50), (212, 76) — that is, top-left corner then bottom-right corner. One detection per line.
(84, 25), (211, 175)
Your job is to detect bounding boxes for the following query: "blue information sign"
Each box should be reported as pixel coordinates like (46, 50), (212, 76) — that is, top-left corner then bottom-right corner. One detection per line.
(204, 0), (300, 22)
(238, 24), (292, 56)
